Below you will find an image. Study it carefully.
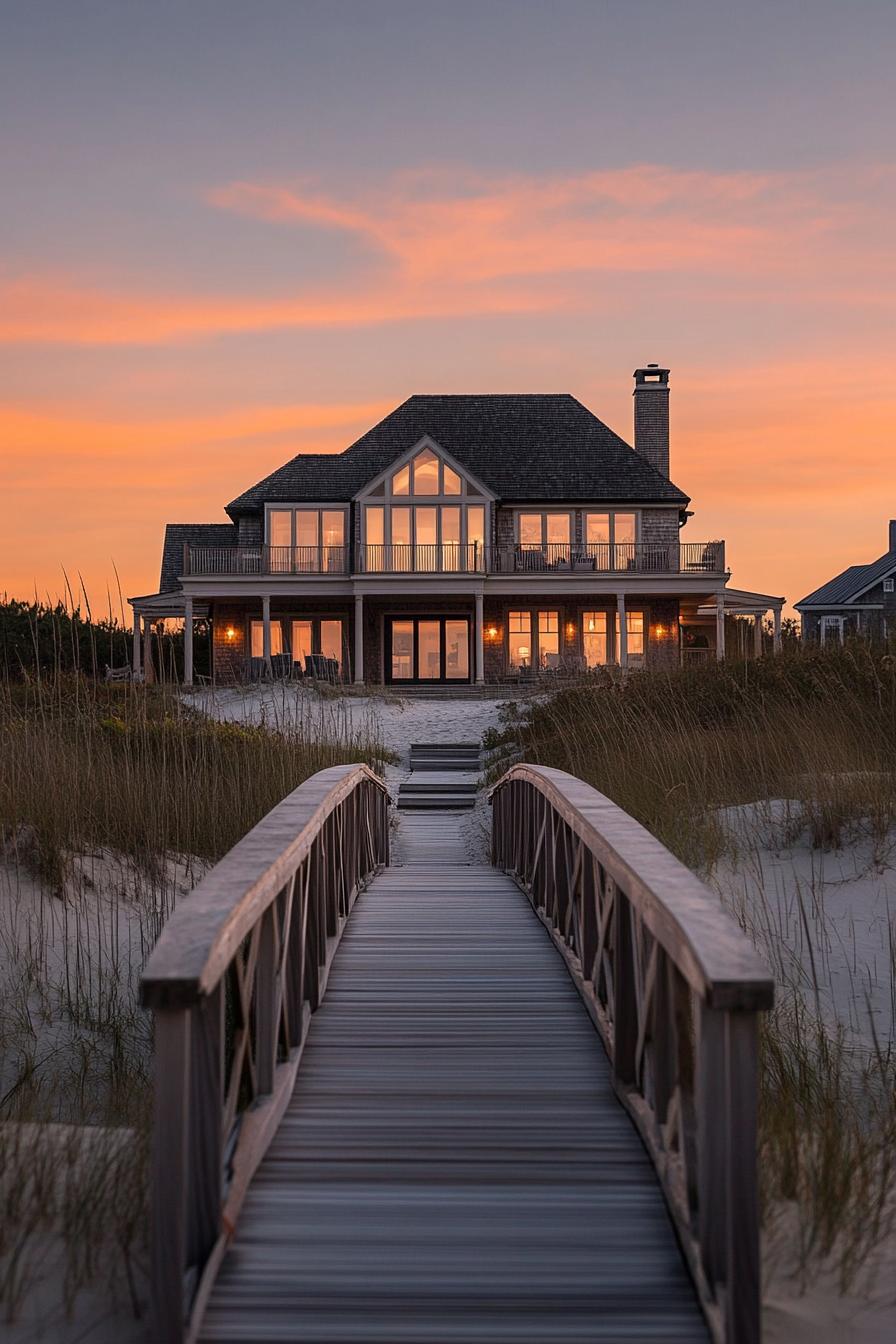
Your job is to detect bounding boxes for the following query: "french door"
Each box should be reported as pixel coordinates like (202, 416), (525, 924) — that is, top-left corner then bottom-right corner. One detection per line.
(386, 616), (471, 684)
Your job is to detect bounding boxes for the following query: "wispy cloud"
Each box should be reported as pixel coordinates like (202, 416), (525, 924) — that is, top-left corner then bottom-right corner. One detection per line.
(3, 162), (893, 346)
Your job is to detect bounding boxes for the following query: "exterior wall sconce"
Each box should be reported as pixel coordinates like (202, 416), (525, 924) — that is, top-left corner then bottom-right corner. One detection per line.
(654, 624), (669, 637)
(565, 622), (576, 639)
(486, 625), (500, 640)
(225, 626), (237, 642)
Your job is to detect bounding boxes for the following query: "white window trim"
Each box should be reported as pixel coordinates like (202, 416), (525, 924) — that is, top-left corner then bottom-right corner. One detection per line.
(583, 509), (642, 545)
(820, 614), (845, 646)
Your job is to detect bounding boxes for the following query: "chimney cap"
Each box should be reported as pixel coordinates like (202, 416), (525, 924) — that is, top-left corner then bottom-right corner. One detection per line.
(633, 365), (670, 386)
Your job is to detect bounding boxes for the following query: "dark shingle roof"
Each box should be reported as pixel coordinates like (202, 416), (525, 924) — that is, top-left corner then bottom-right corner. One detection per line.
(797, 551), (896, 608)
(159, 523), (237, 591)
(226, 395), (689, 514)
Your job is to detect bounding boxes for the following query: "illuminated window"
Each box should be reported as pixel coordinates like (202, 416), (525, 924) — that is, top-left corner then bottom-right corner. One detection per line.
(412, 448), (440, 495)
(392, 463), (411, 495)
(266, 508), (346, 573)
(518, 513), (571, 558)
(586, 512), (638, 569)
(582, 611), (608, 666)
(443, 464), (462, 495)
(538, 610), (560, 668)
(250, 620), (284, 658)
(615, 611), (645, 662)
(508, 611), (532, 668)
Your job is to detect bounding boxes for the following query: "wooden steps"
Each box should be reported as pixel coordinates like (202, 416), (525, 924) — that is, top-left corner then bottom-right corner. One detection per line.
(399, 742), (482, 811)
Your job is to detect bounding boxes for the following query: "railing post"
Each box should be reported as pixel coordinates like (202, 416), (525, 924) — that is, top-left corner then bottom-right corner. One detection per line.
(188, 985), (223, 1283)
(697, 1003), (728, 1292)
(151, 1007), (191, 1344)
(612, 889), (638, 1087)
(724, 1010), (761, 1344)
(255, 904), (278, 1095)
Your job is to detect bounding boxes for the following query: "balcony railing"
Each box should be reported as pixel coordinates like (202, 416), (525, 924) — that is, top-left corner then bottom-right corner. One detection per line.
(356, 543), (486, 574)
(183, 540), (724, 579)
(489, 541), (725, 575)
(185, 545), (350, 576)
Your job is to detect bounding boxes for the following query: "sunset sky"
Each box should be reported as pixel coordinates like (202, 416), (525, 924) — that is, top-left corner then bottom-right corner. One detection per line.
(2, 0), (894, 615)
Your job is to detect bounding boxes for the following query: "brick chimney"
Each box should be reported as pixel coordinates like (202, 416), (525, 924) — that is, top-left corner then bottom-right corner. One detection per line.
(890, 518), (896, 553)
(633, 364), (670, 477)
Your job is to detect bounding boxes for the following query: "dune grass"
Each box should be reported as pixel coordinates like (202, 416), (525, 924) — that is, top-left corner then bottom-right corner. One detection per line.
(488, 643), (896, 1295)
(0, 668), (387, 1329)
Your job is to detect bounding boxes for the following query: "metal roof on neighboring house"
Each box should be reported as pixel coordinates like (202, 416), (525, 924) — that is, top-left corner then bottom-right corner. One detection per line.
(796, 552), (896, 608)
(225, 394), (690, 515)
(159, 523), (237, 592)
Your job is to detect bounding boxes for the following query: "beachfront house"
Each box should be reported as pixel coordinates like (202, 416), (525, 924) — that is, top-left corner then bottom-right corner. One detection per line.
(796, 520), (896, 644)
(129, 367), (784, 685)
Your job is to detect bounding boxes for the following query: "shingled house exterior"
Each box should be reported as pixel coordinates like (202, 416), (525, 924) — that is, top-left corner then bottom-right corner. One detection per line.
(130, 367), (784, 685)
(796, 520), (896, 643)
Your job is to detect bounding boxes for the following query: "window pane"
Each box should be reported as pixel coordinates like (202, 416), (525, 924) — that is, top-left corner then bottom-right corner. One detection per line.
(443, 464), (462, 495)
(321, 511), (344, 572)
(390, 506), (411, 571)
(614, 513), (637, 544)
(295, 512), (318, 546)
(269, 510), (292, 572)
(466, 505), (485, 571)
(413, 448), (439, 495)
(320, 619), (343, 673)
(519, 514), (542, 548)
(441, 506), (461, 571)
(444, 620), (469, 680)
(415, 506), (437, 571)
(250, 620), (282, 658)
(269, 511), (291, 545)
(586, 513), (610, 569)
(392, 463), (410, 495)
(391, 620), (413, 679)
(291, 620), (313, 669)
(615, 611), (645, 660)
(365, 506), (384, 545)
(417, 620), (441, 679)
(546, 515), (569, 545)
(582, 611), (608, 667)
(586, 513), (610, 543)
(508, 611), (532, 668)
(538, 610), (560, 669)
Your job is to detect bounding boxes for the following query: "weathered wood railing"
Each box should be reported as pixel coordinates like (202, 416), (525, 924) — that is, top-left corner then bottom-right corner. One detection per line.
(140, 764), (389, 1344)
(490, 765), (773, 1344)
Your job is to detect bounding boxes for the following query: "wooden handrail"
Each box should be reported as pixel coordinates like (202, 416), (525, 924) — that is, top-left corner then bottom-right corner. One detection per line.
(141, 764), (390, 1344)
(489, 764), (772, 1344)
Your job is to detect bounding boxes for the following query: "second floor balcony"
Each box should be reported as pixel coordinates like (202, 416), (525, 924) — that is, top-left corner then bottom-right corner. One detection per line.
(183, 539), (725, 579)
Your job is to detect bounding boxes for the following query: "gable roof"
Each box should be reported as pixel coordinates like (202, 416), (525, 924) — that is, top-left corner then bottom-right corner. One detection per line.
(159, 523), (237, 592)
(226, 395), (689, 515)
(796, 550), (896, 608)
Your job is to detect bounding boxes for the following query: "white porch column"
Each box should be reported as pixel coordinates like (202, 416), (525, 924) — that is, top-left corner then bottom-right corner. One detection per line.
(716, 592), (726, 660)
(132, 611), (142, 674)
(617, 593), (628, 668)
(753, 611), (764, 659)
(183, 595), (194, 687)
(354, 593), (364, 685)
(262, 595), (272, 673)
(773, 606), (782, 653)
(475, 591), (485, 684)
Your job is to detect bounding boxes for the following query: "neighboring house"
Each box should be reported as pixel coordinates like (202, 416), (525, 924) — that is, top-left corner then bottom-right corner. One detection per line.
(129, 366), (784, 685)
(796, 520), (896, 644)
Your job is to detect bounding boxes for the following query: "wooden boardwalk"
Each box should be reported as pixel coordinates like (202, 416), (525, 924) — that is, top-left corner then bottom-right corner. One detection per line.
(199, 809), (707, 1342)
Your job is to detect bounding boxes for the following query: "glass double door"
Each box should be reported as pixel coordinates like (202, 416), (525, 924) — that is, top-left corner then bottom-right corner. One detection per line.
(387, 616), (471, 683)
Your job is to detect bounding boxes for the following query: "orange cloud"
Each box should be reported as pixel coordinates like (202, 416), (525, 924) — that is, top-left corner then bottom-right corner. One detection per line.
(3, 162), (893, 346)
